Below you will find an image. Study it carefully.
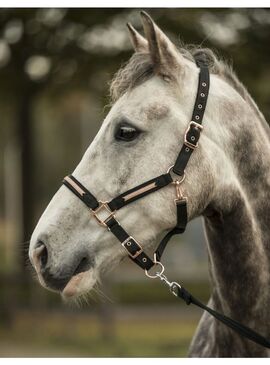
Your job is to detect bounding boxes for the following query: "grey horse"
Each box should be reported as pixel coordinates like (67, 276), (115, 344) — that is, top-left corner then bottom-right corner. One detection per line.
(29, 12), (270, 357)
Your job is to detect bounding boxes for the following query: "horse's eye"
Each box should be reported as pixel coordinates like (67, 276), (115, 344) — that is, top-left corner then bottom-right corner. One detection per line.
(115, 124), (140, 142)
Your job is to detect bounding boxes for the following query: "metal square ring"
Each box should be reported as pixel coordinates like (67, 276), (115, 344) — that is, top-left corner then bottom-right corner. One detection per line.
(91, 201), (115, 227)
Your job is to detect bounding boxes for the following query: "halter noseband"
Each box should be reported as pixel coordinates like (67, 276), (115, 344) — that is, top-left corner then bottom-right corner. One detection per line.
(63, 58), (209, 272)
(61, 56), (270, 350)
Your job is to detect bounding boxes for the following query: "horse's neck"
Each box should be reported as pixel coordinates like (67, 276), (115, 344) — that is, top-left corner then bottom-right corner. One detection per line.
(202, 110), (270, 356)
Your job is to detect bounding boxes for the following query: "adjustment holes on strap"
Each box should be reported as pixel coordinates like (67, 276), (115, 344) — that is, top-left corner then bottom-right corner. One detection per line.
(200, 93), (205, 98)
(198, 104), (202, 109)
(190, 136), (196, 142)
(202, 82), (207, 87)
(185, 147), (190, 152)
(142, 258), (147, 263)
(195, 115), (200, 120)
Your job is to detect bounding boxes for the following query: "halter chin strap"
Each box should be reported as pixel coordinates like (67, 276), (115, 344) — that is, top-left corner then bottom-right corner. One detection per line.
(61, 58), (270, 350)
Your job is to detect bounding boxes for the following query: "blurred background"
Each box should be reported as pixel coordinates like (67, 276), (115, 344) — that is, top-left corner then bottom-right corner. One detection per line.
(0, 8), (269, 357)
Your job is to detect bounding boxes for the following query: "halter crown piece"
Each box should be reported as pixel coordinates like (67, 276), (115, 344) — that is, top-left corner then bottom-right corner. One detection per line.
(62, 56), (270, 349)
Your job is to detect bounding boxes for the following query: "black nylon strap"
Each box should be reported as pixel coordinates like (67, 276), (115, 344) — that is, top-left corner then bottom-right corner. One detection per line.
(155, 199), (188, 261)
(173, 65), (209, 176)
(191, 66), (209, 122)
(106, 217), (154, 270)
(174, 285), (270, 349)
(108, 173), (172, 211)
(63, 175), (99, 210)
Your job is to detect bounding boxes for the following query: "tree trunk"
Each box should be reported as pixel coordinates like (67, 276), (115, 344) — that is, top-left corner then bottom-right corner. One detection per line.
(15, 84), (36, 305)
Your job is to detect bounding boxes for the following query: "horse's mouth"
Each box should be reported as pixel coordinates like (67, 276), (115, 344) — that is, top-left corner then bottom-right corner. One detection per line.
(62, 272), (86, 298)
(61, 269), (97, 299)
(34, 270), (92, 299)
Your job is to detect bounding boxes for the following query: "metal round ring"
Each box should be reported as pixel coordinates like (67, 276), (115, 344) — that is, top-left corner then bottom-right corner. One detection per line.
(145, 261), (165, 279)
(166, 164), (174, 174)
(167, 165), (185, 184)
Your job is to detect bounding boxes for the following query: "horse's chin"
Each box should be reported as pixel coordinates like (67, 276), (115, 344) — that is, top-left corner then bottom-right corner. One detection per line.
(61, 269), (97, 300)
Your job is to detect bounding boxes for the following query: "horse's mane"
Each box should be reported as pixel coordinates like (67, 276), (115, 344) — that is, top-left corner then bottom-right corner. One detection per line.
(110, 46), (265, 123)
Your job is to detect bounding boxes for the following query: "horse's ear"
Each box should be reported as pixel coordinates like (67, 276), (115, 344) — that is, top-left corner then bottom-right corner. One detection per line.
(127, 22), (148, 52)
(140, 11), (182, 75)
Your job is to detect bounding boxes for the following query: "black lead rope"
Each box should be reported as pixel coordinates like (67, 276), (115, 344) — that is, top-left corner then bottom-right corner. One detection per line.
(171, 284), (270, 349)
(62, 57), (270, 349)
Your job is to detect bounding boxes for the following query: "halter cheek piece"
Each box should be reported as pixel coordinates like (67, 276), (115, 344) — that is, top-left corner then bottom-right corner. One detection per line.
(62, 58), (270, 349)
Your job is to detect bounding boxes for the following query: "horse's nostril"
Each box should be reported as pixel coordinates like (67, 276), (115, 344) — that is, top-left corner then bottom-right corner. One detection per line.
(34, 240), (48, 270)
(73, 257), (91, 276)
(40, 246), (48, 269)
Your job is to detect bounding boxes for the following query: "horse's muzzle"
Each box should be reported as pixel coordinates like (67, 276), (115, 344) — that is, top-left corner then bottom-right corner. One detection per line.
(30, 240), (93, 292)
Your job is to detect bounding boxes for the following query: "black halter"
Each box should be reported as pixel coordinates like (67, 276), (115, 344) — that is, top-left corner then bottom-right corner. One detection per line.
(62, 58), (270, 350)
(63, 60), (209, 271)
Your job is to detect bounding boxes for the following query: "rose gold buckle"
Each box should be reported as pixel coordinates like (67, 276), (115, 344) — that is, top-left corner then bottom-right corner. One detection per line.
(184, 121), (203, 150)
(91, 201), (115, 227)
(121, 236), (143, 259)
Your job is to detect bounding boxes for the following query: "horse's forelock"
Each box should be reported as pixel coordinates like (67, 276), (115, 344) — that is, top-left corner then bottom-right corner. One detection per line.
(109, 52), (154, 102)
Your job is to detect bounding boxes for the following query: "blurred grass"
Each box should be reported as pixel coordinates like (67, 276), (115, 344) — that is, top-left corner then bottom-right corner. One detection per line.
(0, 308), (200, 357)
(113, 281), (210, 304)
(0, 277), (211, 307)
(0, 277), (210, 356)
